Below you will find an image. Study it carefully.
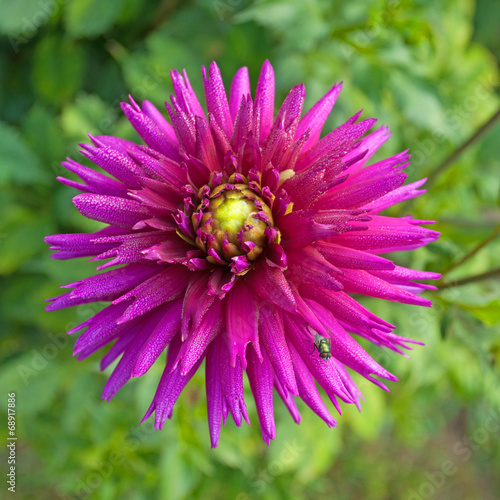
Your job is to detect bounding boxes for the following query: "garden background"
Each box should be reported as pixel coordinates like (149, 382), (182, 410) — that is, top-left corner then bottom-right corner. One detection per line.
(1, 0), (500, 498)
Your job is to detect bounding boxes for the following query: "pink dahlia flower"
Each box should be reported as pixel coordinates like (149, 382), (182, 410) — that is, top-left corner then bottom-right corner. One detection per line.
(46, 61), (440, 447)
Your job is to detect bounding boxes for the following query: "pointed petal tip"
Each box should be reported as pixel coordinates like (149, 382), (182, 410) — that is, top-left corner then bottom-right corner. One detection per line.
(235, 65), (249, 76)
(129, 368), (142, 379)
(202, 61), (221, 81)
(140, 414), (150, 425)
(242, 407), (251, 426)
(262, 59), (274, 72)
(128, 94), (140, 109)
(384, 371), (398, 382)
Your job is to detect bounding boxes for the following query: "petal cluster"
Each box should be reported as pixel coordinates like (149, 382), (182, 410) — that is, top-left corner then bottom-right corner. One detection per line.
(46, 60), (439, 447)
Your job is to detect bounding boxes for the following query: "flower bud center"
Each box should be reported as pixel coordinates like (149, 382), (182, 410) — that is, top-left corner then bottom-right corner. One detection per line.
(191, 180), (280, 275)
(213, 196), (255, 233)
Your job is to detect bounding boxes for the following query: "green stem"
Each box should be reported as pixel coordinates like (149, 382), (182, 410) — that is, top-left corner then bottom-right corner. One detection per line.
(426, 107), (500, 188)
(438, 267), (500, 290)
(441, 223), (500, 276)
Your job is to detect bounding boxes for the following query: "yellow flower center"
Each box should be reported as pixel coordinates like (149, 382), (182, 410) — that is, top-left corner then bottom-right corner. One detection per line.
(213, 197), (256, 233)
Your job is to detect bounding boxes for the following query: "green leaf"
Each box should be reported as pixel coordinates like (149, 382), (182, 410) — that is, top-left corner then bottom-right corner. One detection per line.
(32, 36), (86, 107)
(0, 121), (48, 186)
(0, 219), (51, 275)
(0, 0), (54, 37)
(390, 71), (448, 132)
(64, 0), (125, 38)
(60, 93), (117, 140)
(22, 103), (67, 166)
(0, 356), (62, 417)
(459, 300), (500, 326)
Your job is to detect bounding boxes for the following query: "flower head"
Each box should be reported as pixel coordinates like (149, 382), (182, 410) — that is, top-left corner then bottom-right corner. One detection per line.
(46, 61), (440, 447)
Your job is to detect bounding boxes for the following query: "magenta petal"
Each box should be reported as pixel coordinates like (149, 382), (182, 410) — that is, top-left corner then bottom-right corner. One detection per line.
(131, 300), (183, 377)
(102, 309), (166, 401)
(143, 334), (205, 428)
(80, 139), (144, 189)
(46, 263), (158, 311)
(314, 242), (395, 271)
(319, 170), (407, 210)
(278, 163), (345, 210)
(295, 82), (342, 152)
(60, 158), (128, 197)
(230, 94), (253, 153)
(337, 268), (432, 307)
(271, 84), (305, 137)
(330, 216), (440, 254)
(317, 152), (409, 210)
(178, 299), (222, 376)
(253, 59), (275, 145)
(121, 100), (180, 161)
(302, 119), (376, 174)
(72, 301), (133, 355)
(195, 115), (219, 172)
(98, 327), (137, 370)
(287, 340), (337, 427)
(246, 346), (275, 445)
(114, 265), (192, 324)
(73, 193), (151, 229)
(284, 316), (353, 408)
(165, 99), (196, 155)
(45, 226), (124, 260)
(302, 301), (398, 384)
(128, 146), (187, 188)
(205, 339), (223, 448)
(142, 240), (192, 265)
(225, 280), (261, 368)
(229, 66), (251, 122)
(258, 305), (298, 395)
(207, 267), (236, 299)
(331, 361), (364, 411)
(370, 265), (441, 288)
(219, 337), (250, 427)
(342, 125), (392, 174)
(96, 231), (166, 269)
(170, 68), (206, 119)
(286, 246), (343, 291)
(141, 100), (178, 144)
(299, 286), (394, 340)
(279, 209), (363, 249)
(203, 62), (233, 139)
(91, 135), (144, 155)
(264, 243), (287, 269)
(364, 178), (428, 212)
(245, 260), (297, 313)
(128, 98), (180, 152)
(274, 376), (301, 424)
(181, 273), (217, 341)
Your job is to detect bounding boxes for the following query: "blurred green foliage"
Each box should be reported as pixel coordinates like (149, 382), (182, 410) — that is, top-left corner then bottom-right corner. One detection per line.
(1, 0), (500, 499)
